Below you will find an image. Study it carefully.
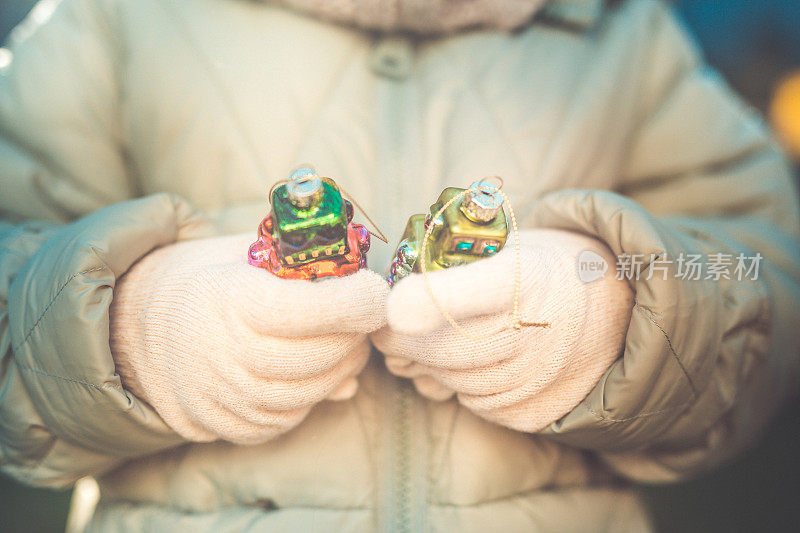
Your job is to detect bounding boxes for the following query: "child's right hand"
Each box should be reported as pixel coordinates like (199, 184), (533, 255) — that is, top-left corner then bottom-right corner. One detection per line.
(109, 234), (389, 444)
(371, 229), (633, 433)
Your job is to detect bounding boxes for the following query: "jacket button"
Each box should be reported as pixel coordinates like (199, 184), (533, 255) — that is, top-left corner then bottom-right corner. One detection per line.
(369, 37), (413, 80)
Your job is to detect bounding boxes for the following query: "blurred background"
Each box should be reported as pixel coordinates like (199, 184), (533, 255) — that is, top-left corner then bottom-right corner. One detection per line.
(0, 1), (798, 531)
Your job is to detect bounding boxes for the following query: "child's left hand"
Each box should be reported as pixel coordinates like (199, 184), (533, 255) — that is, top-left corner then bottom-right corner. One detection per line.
(371, 229), (633, 432)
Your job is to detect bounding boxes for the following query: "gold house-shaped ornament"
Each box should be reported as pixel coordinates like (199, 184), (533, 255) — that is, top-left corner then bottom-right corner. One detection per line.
(388, 180), (509, 285)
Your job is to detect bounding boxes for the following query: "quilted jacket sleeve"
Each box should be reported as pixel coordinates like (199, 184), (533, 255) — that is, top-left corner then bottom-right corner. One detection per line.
(529, 2), (800, 482)
(0, 0), (207, 487)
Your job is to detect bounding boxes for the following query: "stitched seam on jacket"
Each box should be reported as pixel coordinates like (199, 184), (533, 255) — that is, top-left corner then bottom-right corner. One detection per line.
(585, 401), (692, 423)
(582, 300), (699, 423)
(12, 266), (113, 391)
(430, 403), (460, 498)
(13, 365), (109, 392)
(616, 5), (700, 182)
(633, 301), (699, 397)
(155, 0), (358, 190)
(155, 0), (267, 187)
(350, 390), (380, 501)
(473, 84), (527, 181)
(620, 142), (771, 195)
(99, 501), (372, 513)
(430, 483), (625, 508)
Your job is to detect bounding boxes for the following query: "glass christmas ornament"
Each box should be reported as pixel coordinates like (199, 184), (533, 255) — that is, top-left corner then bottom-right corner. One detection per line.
(248, 168), (371, 280)
(388, 179), (508, 286)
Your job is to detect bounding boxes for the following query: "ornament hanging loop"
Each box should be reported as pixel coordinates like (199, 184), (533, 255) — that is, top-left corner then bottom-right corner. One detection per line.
(418, 178), (548, 340)
(268, 166), (388, 243)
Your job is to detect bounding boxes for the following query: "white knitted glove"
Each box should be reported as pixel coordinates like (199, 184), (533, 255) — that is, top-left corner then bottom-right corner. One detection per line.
(110, 234), (388, 444)
(371, 229), (633, 433)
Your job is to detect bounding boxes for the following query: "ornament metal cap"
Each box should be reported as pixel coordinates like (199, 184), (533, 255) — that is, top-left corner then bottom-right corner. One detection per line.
(461, 179), (504, 223)
(286, 167), (323, 208)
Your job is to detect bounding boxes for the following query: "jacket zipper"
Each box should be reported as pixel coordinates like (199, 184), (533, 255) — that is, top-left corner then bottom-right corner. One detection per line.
(380, 363), (428, 532)
(374, 35), (426, 532)
(392, 380), (413, 533)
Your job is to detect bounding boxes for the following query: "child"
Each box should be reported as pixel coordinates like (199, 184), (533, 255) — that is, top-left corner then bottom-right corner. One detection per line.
(1, 0), (798, 530)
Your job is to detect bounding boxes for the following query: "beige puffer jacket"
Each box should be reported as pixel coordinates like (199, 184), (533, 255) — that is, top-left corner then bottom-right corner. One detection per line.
(1, 0), (799, 531)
